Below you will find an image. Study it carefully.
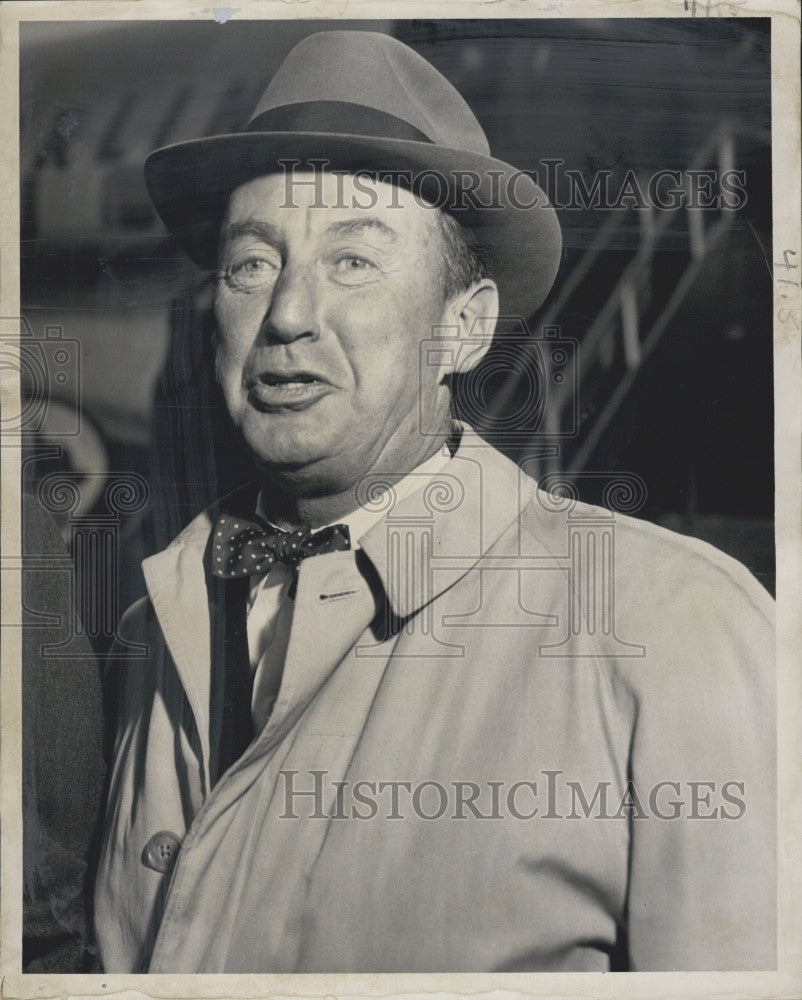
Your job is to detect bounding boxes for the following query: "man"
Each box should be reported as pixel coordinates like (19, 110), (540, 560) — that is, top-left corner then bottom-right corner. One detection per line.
(95, 30), (775, 972)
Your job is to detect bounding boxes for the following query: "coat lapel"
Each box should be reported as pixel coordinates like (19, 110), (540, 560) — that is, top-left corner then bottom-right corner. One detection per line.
(245, 548), (381, 752)
(141, 482), (259, 787)
(360, 426), (534, 621)
(142, 514), (215, 783)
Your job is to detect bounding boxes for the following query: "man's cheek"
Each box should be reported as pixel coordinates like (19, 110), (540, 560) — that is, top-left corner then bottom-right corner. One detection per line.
(213, 346), (235, 392)
(213, 331), (247, 381)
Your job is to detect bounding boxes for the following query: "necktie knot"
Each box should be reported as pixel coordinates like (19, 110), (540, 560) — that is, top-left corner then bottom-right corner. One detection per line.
(211, 514), (351, 584)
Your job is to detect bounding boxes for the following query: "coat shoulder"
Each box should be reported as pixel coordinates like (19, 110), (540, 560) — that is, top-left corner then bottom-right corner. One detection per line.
(517, 484), (773, 623)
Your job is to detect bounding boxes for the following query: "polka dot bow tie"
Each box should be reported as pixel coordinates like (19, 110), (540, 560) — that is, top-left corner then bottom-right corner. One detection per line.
(211, 513), (351, 594)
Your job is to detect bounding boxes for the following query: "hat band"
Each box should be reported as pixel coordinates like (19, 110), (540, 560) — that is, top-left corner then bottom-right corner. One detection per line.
(246, 101), (433, 144)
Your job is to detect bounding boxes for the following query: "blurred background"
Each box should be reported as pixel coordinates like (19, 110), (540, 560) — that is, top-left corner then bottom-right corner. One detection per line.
(18, 17), (774, 654)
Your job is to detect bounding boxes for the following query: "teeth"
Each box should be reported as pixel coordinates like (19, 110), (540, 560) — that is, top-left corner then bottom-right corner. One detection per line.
(262, 376), (317, 386)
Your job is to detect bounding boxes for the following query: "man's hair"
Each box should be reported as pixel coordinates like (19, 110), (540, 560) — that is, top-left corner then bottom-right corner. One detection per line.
(436, 210), (486, 302)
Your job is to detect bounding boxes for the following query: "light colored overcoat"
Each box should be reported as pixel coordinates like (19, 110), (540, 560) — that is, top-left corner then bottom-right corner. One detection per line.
(95, 430), (775, 972)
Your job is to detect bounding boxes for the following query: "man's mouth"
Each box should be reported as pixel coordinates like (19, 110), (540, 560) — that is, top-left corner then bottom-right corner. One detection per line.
(248, 371), (333, 410)
(259, 372), (323, 388)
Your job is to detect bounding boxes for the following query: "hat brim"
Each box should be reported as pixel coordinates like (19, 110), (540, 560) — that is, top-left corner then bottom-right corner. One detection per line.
(144, 131), (562, 318)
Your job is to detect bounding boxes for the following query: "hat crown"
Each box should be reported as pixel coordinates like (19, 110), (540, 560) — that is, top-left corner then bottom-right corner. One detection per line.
(144, 29), (562, 316)
(249, 30), (491, 157)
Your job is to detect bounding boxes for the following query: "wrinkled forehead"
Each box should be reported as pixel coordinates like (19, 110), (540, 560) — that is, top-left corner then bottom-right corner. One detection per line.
(220, 170), (443, 245)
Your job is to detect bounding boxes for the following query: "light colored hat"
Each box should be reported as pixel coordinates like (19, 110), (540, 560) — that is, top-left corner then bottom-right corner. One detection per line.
(145, 30), (562, 316)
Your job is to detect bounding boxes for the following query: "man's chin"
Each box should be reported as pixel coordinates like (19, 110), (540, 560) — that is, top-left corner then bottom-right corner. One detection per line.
(241, 425), (340, 476)
(248, 442), (330, 473)
(242, 428), (375, 500)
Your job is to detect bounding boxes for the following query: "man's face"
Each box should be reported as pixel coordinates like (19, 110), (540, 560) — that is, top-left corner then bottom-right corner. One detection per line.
(213, 171), (455, 494)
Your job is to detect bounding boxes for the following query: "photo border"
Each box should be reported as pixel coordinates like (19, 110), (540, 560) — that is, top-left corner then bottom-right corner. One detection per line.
(1, 2), (799, 997)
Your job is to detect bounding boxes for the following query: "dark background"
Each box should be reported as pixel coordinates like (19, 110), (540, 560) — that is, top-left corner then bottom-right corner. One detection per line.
(19, 18), (774, 644)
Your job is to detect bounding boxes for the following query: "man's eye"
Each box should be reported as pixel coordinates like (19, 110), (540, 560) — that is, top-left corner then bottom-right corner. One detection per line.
(223, 256), (279, 290)
(331, 255), (377, 283)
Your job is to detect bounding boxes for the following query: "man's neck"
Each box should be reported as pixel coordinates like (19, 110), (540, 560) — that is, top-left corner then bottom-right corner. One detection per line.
(257, 432), (455, 531)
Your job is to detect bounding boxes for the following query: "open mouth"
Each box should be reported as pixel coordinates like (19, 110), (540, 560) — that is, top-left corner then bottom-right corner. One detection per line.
(248, 371), (332, 410)
(259, 372), (322, 388)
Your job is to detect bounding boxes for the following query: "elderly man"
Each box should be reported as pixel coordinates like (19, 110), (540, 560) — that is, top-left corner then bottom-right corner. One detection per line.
(95, 31), (775, 973)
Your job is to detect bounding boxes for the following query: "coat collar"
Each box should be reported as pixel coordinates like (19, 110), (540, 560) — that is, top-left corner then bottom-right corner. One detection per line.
(359, 424), (534, 619)
(141, 427), (533, 755)
(140, 482), (259, 773)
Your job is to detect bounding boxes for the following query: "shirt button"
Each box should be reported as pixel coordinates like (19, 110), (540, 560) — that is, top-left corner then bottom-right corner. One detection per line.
(142, 831), (182, 874)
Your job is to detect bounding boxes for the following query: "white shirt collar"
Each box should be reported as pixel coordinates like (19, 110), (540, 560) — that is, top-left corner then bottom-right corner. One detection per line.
(254, 437), (455, 548)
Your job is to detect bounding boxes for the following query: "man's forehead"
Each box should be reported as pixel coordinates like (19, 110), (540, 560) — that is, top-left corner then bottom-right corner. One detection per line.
(222, 170), (439, 239)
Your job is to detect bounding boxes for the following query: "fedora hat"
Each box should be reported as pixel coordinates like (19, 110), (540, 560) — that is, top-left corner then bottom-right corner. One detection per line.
(145, 30), (562, 317)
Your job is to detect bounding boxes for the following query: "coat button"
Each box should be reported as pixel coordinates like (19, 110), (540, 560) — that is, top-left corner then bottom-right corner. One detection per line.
(142, 831), (182, 874)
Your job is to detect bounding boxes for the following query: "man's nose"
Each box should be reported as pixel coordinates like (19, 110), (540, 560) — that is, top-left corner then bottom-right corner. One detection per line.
(260, 261), (318, 343)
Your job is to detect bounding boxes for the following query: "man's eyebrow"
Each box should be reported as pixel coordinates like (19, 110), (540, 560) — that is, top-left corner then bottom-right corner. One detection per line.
(219, 220), (284, 247)
(324, 218), (401, 242)
(219, 216), (402, 250)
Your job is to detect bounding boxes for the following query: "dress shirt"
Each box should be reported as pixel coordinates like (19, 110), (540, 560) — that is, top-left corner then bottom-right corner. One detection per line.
(246, 442), (454, 731)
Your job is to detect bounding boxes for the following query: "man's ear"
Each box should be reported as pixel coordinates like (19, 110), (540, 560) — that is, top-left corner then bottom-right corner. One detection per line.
(438, 279), (499, 380)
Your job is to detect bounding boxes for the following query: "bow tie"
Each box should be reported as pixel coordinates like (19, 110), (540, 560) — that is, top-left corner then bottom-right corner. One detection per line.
(211, 514), (351, 591)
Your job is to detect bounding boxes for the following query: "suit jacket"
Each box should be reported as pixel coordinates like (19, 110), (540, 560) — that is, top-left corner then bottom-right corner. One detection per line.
(22, 494), (106, 972)
(95, 429), (775, 972)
